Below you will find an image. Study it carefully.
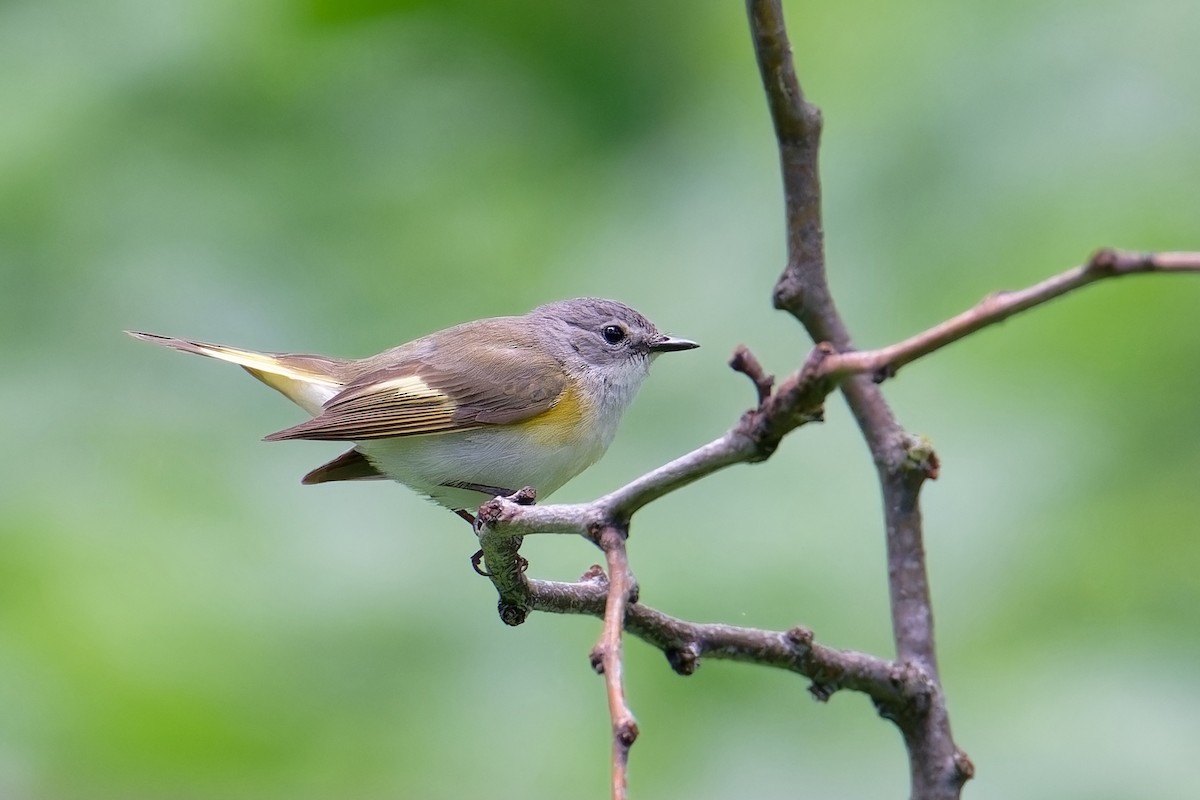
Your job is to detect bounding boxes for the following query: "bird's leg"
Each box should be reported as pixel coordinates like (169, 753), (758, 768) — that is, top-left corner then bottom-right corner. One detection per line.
(468, 486), (537, 576)
(453, 510), (493, 575)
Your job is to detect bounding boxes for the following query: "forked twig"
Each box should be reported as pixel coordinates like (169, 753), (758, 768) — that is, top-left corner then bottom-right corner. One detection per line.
(469, 1), (1200, 794)
(475, 246), (1199, 795)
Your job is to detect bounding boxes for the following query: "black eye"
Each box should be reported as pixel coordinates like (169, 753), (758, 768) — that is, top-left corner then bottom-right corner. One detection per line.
(602, 325), (626, 345)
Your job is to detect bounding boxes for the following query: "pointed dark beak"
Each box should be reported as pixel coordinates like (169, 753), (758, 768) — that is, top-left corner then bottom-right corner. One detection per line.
(649, 334), (700, 353)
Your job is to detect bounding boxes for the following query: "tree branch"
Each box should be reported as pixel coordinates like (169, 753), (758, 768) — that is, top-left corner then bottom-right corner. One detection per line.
(469, 3), (1200, 796)
(533, 576), (929, 712)
(831, 248), (1200, 381)
(589, 526), (638, 800)
(473, 242), (1196, 794)
(745, 0), (960, 794)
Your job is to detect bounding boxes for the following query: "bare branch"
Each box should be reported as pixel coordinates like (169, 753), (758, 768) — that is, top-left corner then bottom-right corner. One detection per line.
(522, 572), (930, 712)
(746, 1), (964, 793)
(467, 3), (1198, 797)
(472, 241), (1194, 795)
(588, 527), (638, 800)
(745, 0), (828, 325)
(474, 432), (760, 543)
(528, 578), (964, 798)
(829, 248), (1200, 381)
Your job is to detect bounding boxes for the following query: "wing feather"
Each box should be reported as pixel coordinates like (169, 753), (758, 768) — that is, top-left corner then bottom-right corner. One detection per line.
(264, 324), (568, 442)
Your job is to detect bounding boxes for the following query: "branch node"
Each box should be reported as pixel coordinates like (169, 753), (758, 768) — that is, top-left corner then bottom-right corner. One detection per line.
(872, 696), (900, 724)
(474, 497), (504, 532)
(511, 486), (538, 505)
(586, 520), (606, 545)
(730, 344), (776, 404)
(808, 681), (836, 702)
(498, 600), (528, 627)
(474, 486), (536, 534)
(889, 661), (935, 716)
(1086, 246), (1120, 274)
(664, 644), (701, 676)
(580, 564), (608, 584)
(616, 719), (640, 747)
(736, 343), (834, 460)
(786, 625), (814, 647)
(772, 279), (801, 313)
(590, 645), (606, 674)
(595, 523), (629, 552)
(902, 434), (941, 481)
(954, 749), (976, 782)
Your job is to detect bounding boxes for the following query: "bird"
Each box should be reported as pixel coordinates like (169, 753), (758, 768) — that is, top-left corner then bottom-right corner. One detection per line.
(127, 298), (698, 520)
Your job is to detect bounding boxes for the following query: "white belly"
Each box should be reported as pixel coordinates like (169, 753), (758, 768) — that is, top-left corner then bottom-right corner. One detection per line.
(357, 423), (610, 511)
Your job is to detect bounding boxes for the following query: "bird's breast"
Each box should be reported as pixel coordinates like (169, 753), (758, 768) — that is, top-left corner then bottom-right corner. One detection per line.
(518, 384), (592, 445)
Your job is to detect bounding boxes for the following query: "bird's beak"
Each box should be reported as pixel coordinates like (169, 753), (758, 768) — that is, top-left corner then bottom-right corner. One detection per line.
(649, 334), (700, 353)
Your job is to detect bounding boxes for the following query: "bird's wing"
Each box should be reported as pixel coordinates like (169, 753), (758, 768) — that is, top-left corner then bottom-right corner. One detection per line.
(263, 336), (568, 442)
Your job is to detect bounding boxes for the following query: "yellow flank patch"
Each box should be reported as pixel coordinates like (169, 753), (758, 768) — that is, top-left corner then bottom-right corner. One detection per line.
(518, 385), (589, 445)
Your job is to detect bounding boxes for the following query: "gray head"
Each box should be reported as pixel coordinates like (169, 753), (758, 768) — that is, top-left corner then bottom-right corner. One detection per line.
(528, 298), (698, 372)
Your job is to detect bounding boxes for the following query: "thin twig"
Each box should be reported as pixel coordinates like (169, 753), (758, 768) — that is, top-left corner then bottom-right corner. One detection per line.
(828, 248), (1200, 381)
(475, 250), (1200, 559)
(730, 344), (775, 404)
(588, 526), (638, 800)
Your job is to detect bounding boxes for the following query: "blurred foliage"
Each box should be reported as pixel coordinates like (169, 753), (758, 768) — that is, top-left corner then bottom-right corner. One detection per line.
(2, 0), (1199, 798)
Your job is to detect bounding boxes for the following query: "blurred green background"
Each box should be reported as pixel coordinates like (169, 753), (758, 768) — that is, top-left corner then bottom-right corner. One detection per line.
(3, 0), (1198, 797)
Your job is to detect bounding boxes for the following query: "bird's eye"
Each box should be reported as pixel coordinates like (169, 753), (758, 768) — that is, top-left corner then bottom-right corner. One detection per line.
(602, 325), (627, 345)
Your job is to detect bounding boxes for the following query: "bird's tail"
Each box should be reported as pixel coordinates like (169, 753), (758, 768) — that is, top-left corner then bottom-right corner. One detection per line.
(125, 331), (346, 414)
